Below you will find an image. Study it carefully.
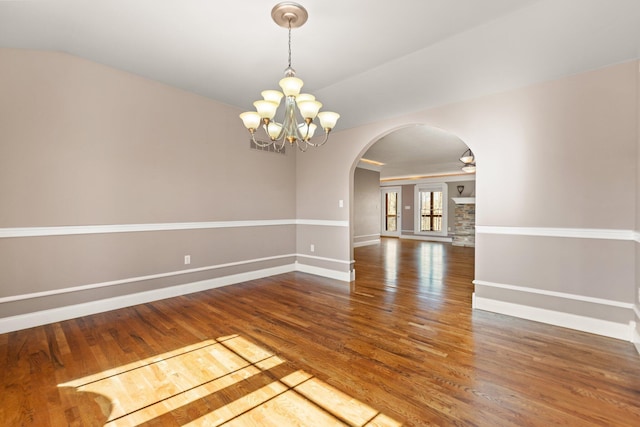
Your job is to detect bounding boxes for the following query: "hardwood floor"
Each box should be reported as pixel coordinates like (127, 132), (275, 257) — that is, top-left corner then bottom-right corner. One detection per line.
(2, 238), (640, 426)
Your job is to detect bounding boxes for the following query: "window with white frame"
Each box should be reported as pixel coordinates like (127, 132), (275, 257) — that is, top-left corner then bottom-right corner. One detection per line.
(414, 183), (448, 236)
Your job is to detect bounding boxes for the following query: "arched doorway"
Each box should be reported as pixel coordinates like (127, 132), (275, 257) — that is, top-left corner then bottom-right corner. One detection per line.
(352, 124), (477, 250)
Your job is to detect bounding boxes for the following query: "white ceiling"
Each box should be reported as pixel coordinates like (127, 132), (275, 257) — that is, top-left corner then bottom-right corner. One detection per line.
(2, 0), (640, 176)
(362, 126), (471, 179)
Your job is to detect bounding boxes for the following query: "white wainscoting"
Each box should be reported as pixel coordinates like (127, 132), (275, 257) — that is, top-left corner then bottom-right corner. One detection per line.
(0, 219), (353, 333)
(475, 226), (639, 345)
(473, 280), (635, 342)
(0, 253), (353, 334)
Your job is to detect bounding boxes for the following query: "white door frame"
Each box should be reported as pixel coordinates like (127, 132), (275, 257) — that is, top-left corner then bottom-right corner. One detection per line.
(380, 186), (402, 237)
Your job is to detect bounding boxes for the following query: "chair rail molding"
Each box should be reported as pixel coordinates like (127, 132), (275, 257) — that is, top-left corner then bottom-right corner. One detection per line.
(476, 225), (635, 241)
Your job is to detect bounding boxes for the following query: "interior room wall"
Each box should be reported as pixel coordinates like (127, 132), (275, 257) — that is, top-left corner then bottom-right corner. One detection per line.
(353, 167), (380, 246)
(0, 49), (297, 331)
(401, 185), (415, 234)
(300, 60), (638, 342)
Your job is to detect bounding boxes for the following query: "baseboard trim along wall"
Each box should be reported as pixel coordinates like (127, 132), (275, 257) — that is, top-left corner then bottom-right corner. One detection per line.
(0, 257), (353, 334)
(473, 280), (636, 342)
(400, 234), (453, 243)
(0, 264), (294, 334)
(353, 239), (380, 247)
(294, 262), (353, 282)
(353, 234), (381, 247)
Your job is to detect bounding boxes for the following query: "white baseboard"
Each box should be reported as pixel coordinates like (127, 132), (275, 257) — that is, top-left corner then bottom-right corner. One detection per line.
(353, 239), (380, 247)
(0, 264), (294, 334)
(295, 262), (353, 282)
(400, 234), (453, 243)
(473, 294), (634, 342)
(0, 260), (352, 334)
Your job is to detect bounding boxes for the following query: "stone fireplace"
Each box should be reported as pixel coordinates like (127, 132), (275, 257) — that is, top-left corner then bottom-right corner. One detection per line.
(452, 197), (475, 247)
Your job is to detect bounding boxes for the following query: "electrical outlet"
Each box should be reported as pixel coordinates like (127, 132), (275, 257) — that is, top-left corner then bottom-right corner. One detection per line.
(339, 199), (344, 208)
(310, 244), (315, 252)
(184, 255), (191, 265)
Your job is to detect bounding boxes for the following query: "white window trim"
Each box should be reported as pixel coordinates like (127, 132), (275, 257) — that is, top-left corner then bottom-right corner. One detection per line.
(414, 183), (448, 237)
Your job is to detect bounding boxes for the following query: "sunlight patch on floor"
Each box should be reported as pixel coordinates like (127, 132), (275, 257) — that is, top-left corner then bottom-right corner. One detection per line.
(58, 334), (401, 426)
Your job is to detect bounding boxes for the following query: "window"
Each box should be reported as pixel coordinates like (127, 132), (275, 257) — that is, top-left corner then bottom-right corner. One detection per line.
(419, 190), (442, 231)
(380, 187), (401, 237)
(385, 192), (398, 232)
(414, 183), (447, 236)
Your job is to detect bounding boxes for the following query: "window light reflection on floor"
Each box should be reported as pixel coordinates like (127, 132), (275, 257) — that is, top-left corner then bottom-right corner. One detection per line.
(58, 335), (401, 426)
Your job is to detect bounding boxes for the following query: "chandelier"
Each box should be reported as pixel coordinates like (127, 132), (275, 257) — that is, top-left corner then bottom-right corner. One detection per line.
(459, 148), (476, 173)
(239, 2), (340, 152)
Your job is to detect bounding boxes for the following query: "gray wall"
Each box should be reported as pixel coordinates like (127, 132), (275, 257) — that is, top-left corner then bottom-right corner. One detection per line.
(0, 49), (297, 322)
(300, 60), (638, 341)
(353, 168), (380, 245)
(401, 185), (415, 233)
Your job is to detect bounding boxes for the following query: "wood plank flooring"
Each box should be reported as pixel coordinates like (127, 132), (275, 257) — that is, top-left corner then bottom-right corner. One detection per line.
(2, 238), (640, 426)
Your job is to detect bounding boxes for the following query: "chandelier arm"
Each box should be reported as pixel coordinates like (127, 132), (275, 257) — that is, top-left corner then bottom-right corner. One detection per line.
(282, 96), (306, 143)
(275, 138), (287, 152)
(250, 132), (276, 148)
(296, 138), (309, 152)
(300, 119), (314, 141)
(304, 129), (330, 147)
(293, 122), (305, 143)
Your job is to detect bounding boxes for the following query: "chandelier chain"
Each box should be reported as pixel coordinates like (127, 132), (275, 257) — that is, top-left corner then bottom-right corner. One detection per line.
(287, 20), (292, 70)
